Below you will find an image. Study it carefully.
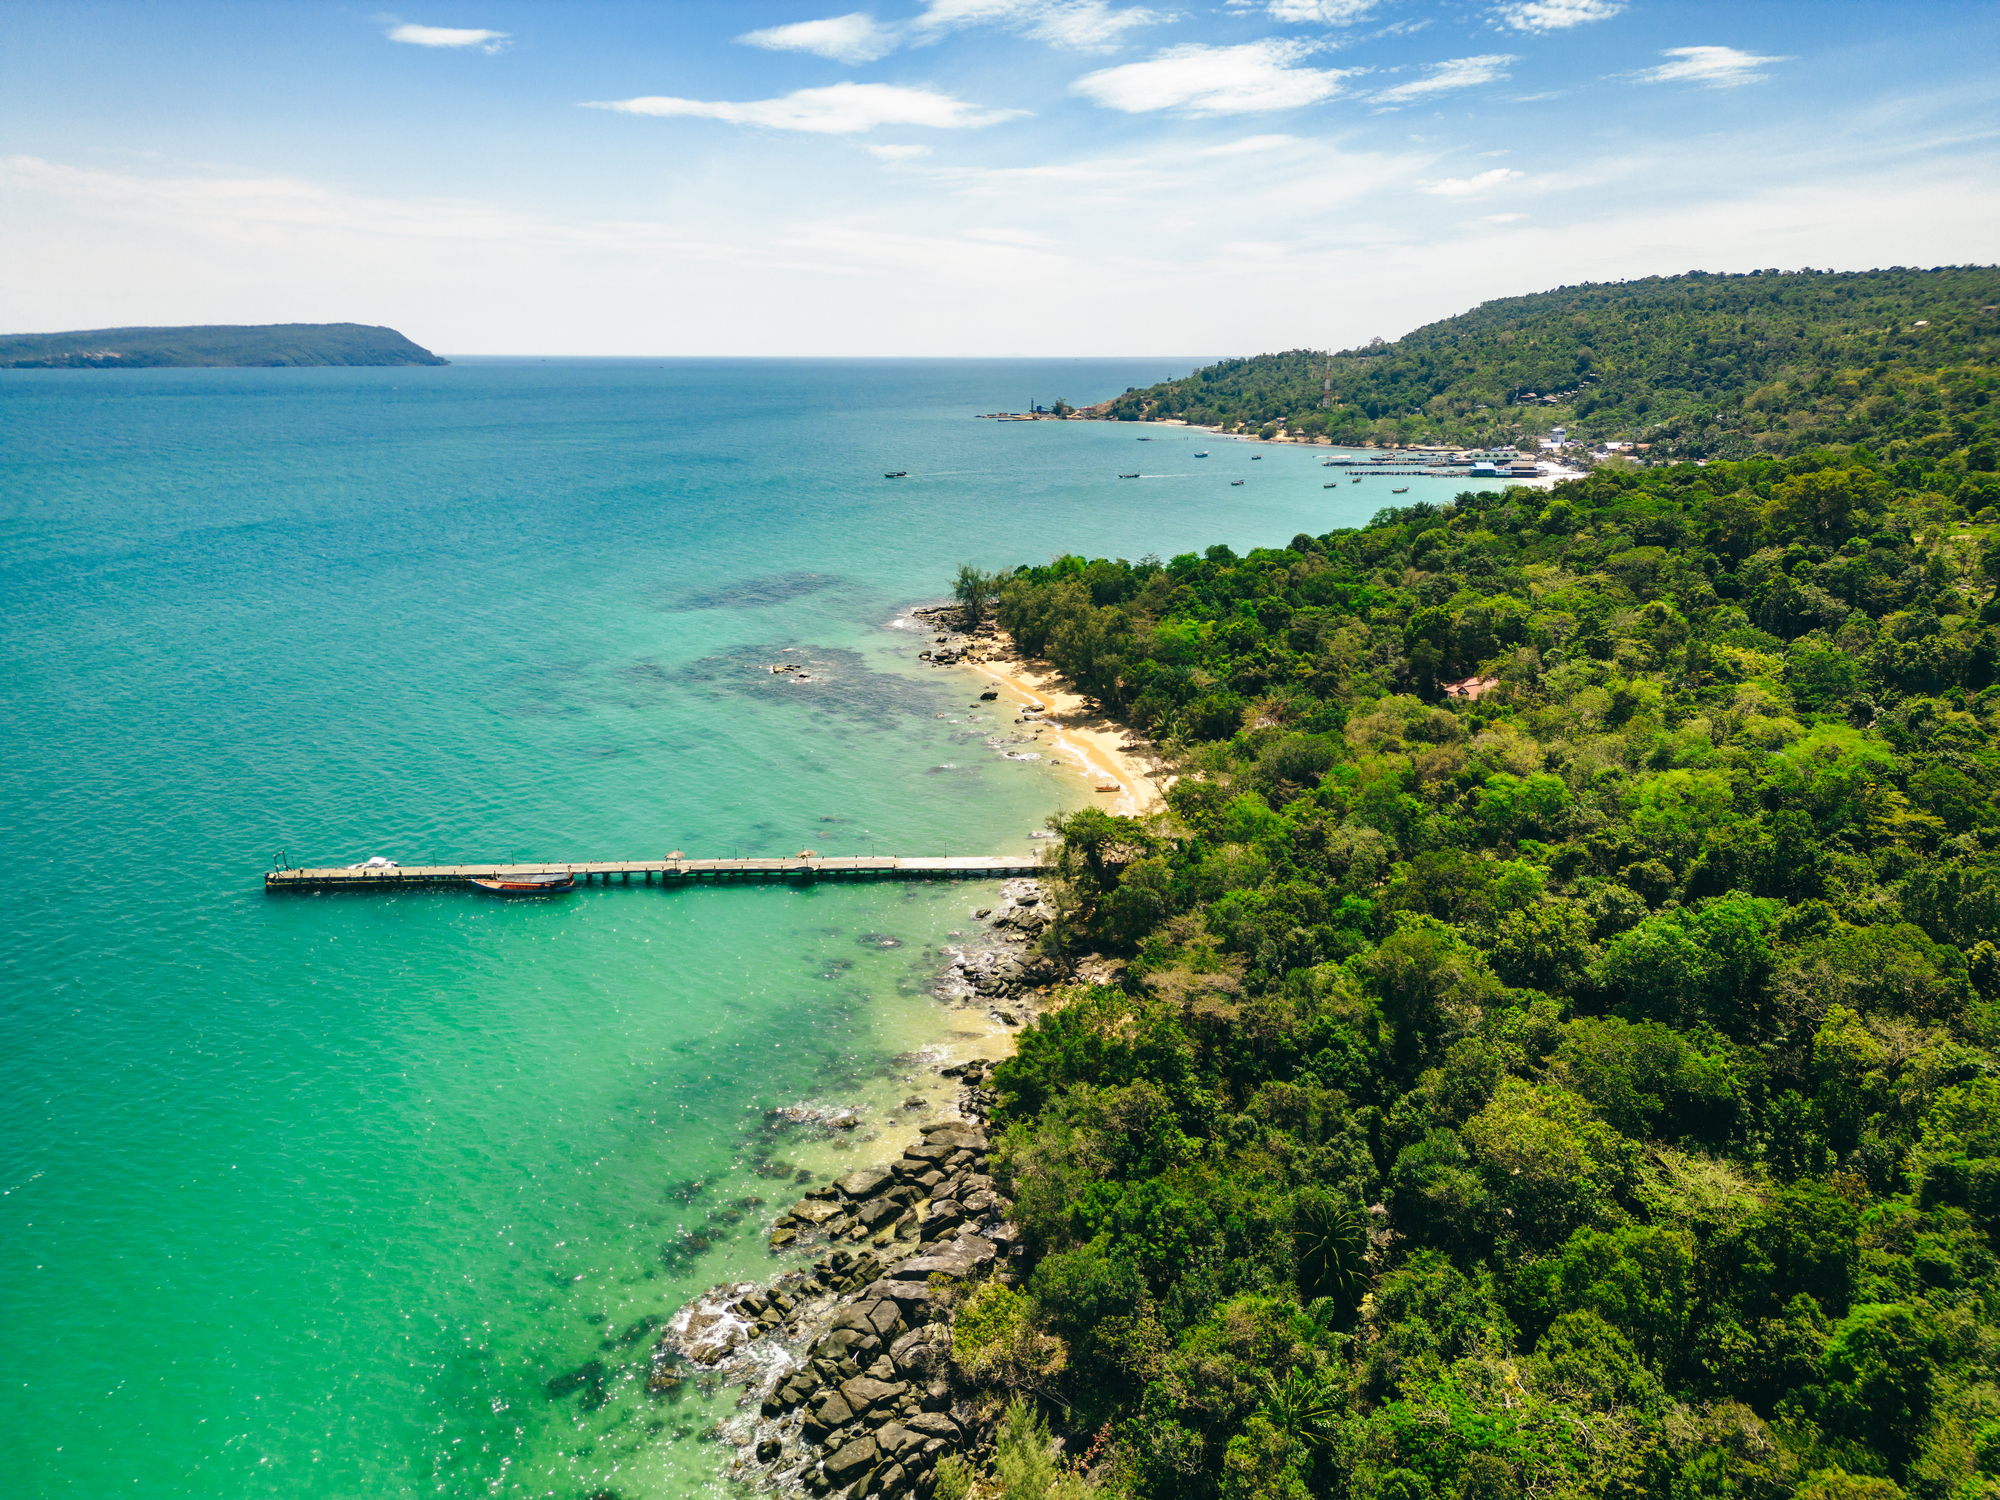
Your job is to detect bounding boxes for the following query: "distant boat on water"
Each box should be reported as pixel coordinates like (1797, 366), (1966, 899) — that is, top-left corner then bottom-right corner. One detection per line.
(1392, 486), (1410, 493)
(1194, 451), (1209, 457)
(885, 471), (907, 478)
(1231, 479), (1245, 486)
(471, 871), (575, 895)
(1119, 473), (1140, 479)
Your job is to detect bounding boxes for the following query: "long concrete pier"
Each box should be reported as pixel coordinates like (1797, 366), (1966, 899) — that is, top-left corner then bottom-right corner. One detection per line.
(264, 854), (1044, 892)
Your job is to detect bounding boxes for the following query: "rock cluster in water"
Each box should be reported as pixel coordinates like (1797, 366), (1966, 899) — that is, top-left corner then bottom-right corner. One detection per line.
(935, 881), (1058, 1028)
(652, 1107), (1012, 1497)
(631, 871), (1101, 1497)
(910, 603), (996, 667)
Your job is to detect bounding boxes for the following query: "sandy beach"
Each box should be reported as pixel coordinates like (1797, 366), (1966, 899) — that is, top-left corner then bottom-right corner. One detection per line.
(951, 637), (1168, 819)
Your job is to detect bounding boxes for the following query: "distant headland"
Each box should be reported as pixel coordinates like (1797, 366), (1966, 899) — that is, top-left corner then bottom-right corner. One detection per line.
(0, 322), (447, 369)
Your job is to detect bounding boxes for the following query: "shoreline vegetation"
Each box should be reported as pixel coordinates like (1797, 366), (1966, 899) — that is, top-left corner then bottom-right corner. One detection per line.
(1075, 266), (1999, 475)
(908, 601), (1168, 819)
(635, 597), (1169, 1498)
(0, 321), (447, 369)
(684, 424), (2000, 1500)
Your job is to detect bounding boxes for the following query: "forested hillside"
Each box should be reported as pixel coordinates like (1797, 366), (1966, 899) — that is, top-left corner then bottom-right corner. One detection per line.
(0, 322), (447, 368)
(1097, 268), (1999, 466)
(960, 446), (2000, 1499)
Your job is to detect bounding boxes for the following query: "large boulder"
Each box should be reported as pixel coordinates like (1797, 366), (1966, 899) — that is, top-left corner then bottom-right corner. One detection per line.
(828, 1303), (881, 1334)
(836, 1167), (894, 1200)
(823, 1435), (879, 1482)
(890, 1253), (971, 1281)
(837, 1375), (907, 1415)
(863, 1278), (933, 1310)
(905, 1412), (962, 1443)
(804, 1390), (853, 1438)
(889, 1329), (943, 1378)
(918, 1203), (964, 1240)
(931, 1123), (988, 1146)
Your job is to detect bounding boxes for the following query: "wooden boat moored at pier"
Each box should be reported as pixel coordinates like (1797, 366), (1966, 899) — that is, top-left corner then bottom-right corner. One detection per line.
(470, 871), (576, 895)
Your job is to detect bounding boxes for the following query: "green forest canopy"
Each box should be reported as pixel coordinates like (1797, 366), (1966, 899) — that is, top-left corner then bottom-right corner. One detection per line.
(1095, 267), (2000, 465)
(966, 445), (2000, 1500)
(0, 322), (447, 368)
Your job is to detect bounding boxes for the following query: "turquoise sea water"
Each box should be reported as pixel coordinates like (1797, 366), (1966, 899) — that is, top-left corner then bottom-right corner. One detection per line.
(0, 360), (1467, 1498)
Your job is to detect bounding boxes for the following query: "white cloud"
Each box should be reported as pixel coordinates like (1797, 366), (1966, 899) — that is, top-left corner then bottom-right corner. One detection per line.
(1019, 0), (1162, 50)
(0, 151), (700, 253)
(1483, 212), (1527, 221)
(1629, 46), (1789, 88)
(1419, 167), (1522, 195)
(1266, 0), (1382, 23)
(384, 22), (509, 52)
(1372, 53), (1515, 106)
(586, 83), (1027, 134)
(11, 111), (1998, 361)
(1490, 0), (1622, 32)
(1072, 41), (1358, 115)
(1198, 133), (1302, 156)
(740, 1), (1163, 63)
(868, 143), (934, 159)
(965, 226), (1055, 246)
(737, 14), (897, 64)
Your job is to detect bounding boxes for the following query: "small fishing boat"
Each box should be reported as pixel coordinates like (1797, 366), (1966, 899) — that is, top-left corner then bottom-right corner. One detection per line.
(1350, 476), (1362, 483)
(1324, 482), (1337, 488)
(1393, 486), (1409, 493)
(1095, 783), (1121, 793)
(471, 871), (575, 895)
(1231, 479), (1245, 486)
(884, 471), (908, 478)
(1250, 455), (1262, 460)
(1119, 473), (1140, 479)
(1194, 451), (1209, 457)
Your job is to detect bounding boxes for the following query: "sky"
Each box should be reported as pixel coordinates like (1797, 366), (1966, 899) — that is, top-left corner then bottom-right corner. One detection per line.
(1, 0), (1996, 356)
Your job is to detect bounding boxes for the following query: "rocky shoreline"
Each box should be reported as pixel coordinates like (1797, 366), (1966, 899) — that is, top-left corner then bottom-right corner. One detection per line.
(643, 880), (1064, 1499)
(909, 603), (994, 669)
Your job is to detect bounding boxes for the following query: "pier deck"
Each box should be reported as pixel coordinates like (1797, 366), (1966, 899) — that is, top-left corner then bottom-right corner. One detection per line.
(265, 854), (1044, 892)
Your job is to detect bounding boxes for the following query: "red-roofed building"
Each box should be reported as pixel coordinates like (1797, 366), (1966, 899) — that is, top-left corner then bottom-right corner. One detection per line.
(1441, 675), (1501, 700)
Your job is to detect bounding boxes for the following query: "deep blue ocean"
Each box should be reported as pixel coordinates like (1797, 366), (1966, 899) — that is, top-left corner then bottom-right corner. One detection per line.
(0, 359), (1458, 1498)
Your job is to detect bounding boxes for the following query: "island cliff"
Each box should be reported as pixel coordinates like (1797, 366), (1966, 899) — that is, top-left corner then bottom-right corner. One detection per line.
(0, 322), (447, 369)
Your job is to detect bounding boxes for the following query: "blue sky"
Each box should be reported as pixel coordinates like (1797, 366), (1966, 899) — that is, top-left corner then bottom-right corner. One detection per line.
(1, 0), (1995, 354)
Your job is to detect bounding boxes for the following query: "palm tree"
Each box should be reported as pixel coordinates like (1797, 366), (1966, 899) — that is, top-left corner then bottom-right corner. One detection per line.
(1259, 1366), (1341, 1451)
(1292, 1192), (1369, 1311)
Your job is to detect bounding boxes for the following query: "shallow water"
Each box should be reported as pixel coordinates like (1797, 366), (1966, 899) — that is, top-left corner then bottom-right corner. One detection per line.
(0, 359), (1445, 1498)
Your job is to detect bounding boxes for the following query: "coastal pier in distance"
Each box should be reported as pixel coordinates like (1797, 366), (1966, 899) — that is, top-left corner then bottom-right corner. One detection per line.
(264, 854), (1043, 892)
